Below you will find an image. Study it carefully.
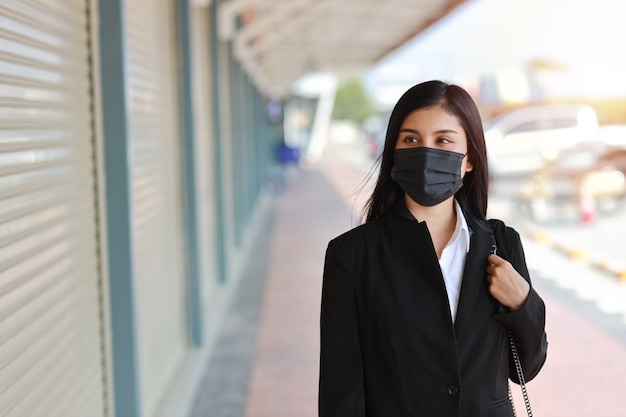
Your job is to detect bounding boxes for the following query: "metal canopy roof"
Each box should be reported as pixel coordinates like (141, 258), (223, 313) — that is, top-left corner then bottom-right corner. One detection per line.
(218, 0), (468, 97)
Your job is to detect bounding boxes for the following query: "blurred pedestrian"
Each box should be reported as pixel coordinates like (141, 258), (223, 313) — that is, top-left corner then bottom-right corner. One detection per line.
(319, 80), (547, 416)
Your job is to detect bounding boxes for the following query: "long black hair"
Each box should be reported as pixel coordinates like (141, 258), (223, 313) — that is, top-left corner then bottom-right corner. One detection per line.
(363, 80), (489, 222)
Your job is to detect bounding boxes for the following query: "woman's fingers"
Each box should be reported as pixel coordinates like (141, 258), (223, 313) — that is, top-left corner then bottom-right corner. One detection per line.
(486, 254), (530, 311)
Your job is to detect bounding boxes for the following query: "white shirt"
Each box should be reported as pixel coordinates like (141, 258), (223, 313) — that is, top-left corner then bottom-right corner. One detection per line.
(438, 200), (471, 322)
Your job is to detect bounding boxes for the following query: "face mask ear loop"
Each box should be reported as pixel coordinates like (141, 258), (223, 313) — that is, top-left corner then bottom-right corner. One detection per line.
(459, 152), (471, 177)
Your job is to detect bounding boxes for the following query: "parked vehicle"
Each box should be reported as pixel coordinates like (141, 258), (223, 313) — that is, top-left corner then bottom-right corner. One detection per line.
(515, 144), (626, 222)
(485, 104), (600, 177)
(597, 124), (626, 175)
(598, 147), (626, 175)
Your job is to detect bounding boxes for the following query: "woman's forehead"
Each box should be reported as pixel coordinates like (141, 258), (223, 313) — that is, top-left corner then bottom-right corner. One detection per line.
(400, 106), (463, 130)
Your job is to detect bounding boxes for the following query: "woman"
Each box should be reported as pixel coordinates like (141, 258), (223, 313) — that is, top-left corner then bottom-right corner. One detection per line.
(319, 80), (547, 417)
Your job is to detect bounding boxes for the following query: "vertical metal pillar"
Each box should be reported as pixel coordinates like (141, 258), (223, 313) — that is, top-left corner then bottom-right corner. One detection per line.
(97, 0), (142, 415)
(176, 0), (204, 347)
(210, 2), (228, 283)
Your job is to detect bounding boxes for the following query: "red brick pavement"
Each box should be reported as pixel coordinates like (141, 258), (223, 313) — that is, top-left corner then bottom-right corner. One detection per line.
(243, 157), (626, 417)
(244, 164), (354, 417)
(519, 290), (626, 417)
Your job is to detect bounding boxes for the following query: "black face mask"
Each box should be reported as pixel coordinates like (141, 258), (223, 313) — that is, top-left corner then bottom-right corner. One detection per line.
(390, 147), (466, 207)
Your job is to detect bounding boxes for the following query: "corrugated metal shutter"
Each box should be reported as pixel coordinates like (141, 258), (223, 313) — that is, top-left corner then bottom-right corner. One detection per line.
(190, 5), (220, 315)
(125, 0), (188, 415)
(0, 1), (106, 417)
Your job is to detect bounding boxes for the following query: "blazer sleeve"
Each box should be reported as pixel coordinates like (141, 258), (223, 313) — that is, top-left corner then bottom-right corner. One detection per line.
(319, 238), (365, 417)
(494, 227), (548, 383)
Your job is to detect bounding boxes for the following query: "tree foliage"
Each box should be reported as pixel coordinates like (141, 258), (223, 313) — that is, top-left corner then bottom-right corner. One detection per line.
(331, 78), (377, 123)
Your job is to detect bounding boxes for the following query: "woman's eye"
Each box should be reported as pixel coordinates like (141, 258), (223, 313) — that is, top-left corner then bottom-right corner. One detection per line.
(404, 136), (418, 143)
(438, 137), (452, 144)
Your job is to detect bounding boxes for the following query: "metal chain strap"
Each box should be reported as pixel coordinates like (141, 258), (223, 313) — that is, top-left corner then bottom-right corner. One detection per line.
(507, 331), (533, 417)
(507, 383), (517, 417)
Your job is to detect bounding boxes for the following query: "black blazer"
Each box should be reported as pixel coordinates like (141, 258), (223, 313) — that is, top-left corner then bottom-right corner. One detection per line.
(319, 204), (547, 417)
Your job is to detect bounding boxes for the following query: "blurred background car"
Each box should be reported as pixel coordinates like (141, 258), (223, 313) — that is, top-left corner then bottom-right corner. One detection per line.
(485, 104), (600, 178)
(596, 124), (626, 175)
(515, 144), (626, 222)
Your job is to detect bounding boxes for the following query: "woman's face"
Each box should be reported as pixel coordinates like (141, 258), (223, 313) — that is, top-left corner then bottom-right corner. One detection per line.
(394, 105), (473, 176)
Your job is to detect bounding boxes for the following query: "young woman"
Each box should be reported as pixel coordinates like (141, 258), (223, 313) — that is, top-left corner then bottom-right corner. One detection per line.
(319, 80), (547, 417)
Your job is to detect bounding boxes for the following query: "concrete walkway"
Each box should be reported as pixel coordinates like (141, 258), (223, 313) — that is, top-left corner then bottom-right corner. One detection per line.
(189, 149), (626, 417)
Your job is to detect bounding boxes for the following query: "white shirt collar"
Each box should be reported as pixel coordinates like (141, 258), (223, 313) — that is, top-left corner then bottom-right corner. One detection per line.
(449, 200), (471, 254)
(438, 200), (472, 322)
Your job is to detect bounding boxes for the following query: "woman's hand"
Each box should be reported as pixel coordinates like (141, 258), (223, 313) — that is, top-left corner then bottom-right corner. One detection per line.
(486, 254), (530, 311)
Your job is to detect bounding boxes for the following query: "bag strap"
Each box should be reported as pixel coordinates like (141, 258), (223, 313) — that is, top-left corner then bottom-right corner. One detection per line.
(489, 221), (534, 417)
(507, 330), (533, 417)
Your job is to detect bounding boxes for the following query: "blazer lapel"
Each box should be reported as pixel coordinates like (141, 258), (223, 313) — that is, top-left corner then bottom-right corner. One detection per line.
(454, 221), (494, 336)
(387, 209), (455, 325)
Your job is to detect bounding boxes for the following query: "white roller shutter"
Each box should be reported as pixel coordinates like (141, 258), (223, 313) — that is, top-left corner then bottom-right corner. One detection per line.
(0, 1), (106, 417)
(125, 0), (188, 415)
(190, 5), (220, 316)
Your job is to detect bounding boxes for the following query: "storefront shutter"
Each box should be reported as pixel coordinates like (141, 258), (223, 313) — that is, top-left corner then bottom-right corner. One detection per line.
(0, 1), (106, 416)
(125, 0), (189, 414)
(190, 5), (220, 319)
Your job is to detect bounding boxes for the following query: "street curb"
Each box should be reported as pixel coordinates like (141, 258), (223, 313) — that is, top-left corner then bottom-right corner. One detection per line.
(521, 226), (626, 282)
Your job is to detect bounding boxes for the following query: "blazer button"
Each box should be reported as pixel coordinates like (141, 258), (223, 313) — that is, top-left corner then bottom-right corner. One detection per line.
(447, 386), (459, 396)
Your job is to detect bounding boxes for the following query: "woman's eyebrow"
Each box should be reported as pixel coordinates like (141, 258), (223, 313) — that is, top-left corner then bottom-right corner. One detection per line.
(399, 128), (459, 134)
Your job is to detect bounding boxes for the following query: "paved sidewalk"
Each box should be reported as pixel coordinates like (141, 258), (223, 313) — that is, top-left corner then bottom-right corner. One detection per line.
(189, 162), (355, 417)
(189, 153), (626, 417)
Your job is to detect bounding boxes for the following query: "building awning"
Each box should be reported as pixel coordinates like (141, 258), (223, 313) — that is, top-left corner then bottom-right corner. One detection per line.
(218, 0), (468, 97)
